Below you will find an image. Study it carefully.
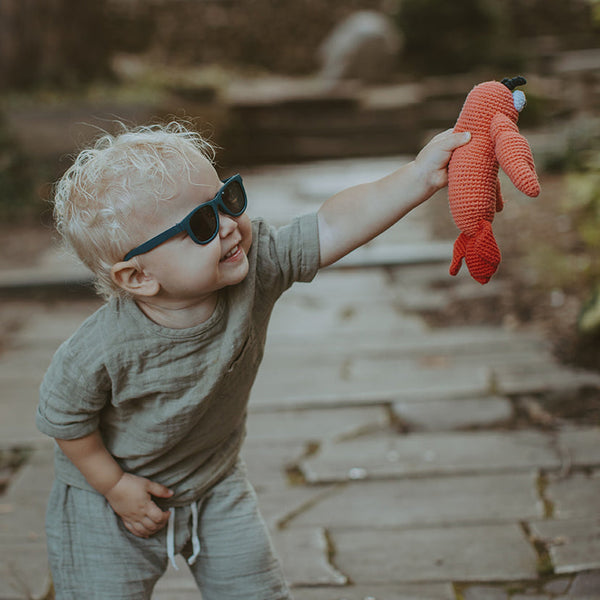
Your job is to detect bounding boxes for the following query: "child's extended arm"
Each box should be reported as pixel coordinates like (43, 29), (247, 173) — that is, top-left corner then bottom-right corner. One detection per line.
(317, 129), (471, 267)
(56, 431), (173, 538)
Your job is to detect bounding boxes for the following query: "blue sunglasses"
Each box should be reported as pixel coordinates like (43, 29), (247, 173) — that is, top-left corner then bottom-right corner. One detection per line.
(123, 174), (247, 261)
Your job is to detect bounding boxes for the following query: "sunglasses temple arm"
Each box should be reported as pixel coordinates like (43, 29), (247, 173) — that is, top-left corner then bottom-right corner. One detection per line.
(123, 223), (185, 261)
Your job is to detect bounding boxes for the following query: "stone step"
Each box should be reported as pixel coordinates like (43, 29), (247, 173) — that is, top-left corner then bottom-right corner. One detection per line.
(392, 396), (514, 431)
(285, 473), (542, 529)
(330, 523), (539, 583)
(0, 446), (53, 600)
(545, 470), (600, 520)
(250, 360), (492, 411)
(529, 518), (600, 574)
(299, 431), (562, 483)
(291, 583), (455, 600)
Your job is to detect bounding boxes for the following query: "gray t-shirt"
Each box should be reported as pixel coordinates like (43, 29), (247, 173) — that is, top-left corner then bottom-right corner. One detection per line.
(36, 215), (320, 506)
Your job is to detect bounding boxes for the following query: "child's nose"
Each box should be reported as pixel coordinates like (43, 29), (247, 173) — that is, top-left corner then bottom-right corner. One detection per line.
(219, 213), (238, 238)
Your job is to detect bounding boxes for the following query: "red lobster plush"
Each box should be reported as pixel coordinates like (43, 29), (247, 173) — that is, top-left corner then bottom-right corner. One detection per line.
(448, 76), (540, 284)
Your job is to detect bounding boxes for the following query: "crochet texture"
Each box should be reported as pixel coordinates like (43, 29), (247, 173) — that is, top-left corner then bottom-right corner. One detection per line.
(448, 80), (540, 284)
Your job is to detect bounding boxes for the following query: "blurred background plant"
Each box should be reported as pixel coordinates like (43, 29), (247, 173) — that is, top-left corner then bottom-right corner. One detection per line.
(0, 115), (35, 221)
(565, 148), (600, 337)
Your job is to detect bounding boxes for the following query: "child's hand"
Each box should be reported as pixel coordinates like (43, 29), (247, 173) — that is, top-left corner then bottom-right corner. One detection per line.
(414, 129), (471, 193)
(104, 472), (173, 538)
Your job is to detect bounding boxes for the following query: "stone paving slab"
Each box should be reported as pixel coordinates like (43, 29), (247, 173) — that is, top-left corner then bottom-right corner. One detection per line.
(462, 585), (509, 600)
(273, 527), (348, 586)
(244, 157), (433, 247)
(0, 542), (51, 600)
(268, 275), (426, 338)
(246, 406), (389, 442)
(291, 583), (456, 600)
(0, 446), (53, 600)
(256, 484), (338, 531)
(265, 325), (548, 359)
(0, 247), (91, 292)
(558, 428), (600, 468)
(334, 241), (454, 269)
(0, 378), (48, 447)
(300, 431), (561, 483)
(0, 346), (62, 377)
(529, 518), (600, 574)
(286, 472), (542, 529)
(11, 303), (99, 347)
(330, 524), (539, 583)
(244, 156), (408, 222)
(566, 571), (600, 597)
(392, 396), (514, 431)
(250, 359), (491, 410)
(494, 363), (600, 395)
(0, 302), (100, 447)
(546, 471), (600, 519)
(242, 439), (307, 492)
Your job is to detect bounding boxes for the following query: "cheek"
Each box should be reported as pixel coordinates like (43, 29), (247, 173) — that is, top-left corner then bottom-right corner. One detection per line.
(240, 217), (253, 253)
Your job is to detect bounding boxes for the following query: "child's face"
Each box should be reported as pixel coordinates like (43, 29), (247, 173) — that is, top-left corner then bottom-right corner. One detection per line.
(133, 157), (253, 302)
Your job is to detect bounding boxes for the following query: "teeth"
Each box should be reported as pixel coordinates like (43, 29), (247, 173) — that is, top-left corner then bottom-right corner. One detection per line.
(224, 245), (238, 259)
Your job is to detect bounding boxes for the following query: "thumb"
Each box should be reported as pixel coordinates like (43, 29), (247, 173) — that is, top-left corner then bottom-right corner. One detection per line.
(452, 131), (471, 148)
(147, 480), (174, 499)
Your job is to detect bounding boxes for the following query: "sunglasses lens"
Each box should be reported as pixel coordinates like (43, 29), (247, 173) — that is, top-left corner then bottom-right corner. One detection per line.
(189, 205), (218, 243)
(222, 180), (246, 215)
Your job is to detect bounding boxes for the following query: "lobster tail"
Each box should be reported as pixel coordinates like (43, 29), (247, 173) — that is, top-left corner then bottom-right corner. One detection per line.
(449, 221), (501, 285)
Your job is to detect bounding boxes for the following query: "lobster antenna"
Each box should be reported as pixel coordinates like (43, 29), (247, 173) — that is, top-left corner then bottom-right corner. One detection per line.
(501, 76), (527, 90)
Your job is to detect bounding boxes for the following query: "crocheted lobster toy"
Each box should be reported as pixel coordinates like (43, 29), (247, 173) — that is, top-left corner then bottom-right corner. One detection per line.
(448, 76), (540, 284)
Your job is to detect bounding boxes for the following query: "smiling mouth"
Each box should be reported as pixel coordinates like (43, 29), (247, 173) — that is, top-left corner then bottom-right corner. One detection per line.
(221, 245), (240, 261)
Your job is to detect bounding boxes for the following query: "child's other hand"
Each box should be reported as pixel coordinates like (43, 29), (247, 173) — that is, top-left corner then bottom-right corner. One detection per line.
(104, 472), (173, 538)
(414, 129), (471, 193)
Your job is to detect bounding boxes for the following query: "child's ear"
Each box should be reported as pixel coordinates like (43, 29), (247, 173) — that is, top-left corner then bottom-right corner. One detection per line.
(111, 261), (160, 297)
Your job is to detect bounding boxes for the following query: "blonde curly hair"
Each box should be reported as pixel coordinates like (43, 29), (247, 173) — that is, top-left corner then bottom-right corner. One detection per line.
(53, 122), (216, 299)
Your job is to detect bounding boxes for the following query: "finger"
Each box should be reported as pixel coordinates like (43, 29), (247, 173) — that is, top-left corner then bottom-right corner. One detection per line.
(449, 131), (471, 148)
(131, 520), (152, 538)
(147, 481), (174, 499)
(141, 515), (164, 532)
(147, 503), (171, 525)
(124, 520), (149, 539)
(427, 128), (454, 144)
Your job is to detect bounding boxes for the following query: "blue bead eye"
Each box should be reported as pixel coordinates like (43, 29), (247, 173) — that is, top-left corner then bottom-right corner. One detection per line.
(513, 90), (526, 112)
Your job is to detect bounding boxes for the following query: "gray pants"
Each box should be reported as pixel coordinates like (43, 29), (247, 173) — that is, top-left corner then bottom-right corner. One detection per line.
(46, 462), (292, 599)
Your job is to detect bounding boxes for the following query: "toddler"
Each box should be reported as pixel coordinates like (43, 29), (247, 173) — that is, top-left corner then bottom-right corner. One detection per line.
(36, 121), (469, 599)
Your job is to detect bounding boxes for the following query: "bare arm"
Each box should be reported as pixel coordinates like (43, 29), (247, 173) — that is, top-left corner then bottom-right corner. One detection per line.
(317, 129), (471, 267)
(56, 430), (123, 493)
(56, 431), (173, 538)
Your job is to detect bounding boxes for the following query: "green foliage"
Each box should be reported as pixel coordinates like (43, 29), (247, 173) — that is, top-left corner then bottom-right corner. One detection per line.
(0, 116), (37, 221)
(579, 285), (600, 334)
(506, 0), (600, 48)
(565, 153), (600, 251)
(396, 0), (522, 75)
(594, 0), (600, 25)
(0, 0), (140, 91)
(566, 151), (600, 334)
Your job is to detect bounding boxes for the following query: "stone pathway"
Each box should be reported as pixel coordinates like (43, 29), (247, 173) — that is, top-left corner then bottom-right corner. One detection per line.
(1, 157), (599, 599)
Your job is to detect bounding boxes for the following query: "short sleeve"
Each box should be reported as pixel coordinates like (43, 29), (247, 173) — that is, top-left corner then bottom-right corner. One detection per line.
(254, 213), (321, 299)
(36, 327), (110, 440)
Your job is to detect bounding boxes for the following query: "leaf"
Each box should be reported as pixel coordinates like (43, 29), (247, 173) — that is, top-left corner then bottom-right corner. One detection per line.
(578, 285), (600, 335)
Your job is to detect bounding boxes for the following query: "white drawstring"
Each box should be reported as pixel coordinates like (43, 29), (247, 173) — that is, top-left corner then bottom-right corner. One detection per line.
(167, 508), (178, 570)
(188, 502), (201, 566)
(166, 503), (201, 570)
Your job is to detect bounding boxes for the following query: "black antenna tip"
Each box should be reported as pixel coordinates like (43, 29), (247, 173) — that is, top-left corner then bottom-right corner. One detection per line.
(501, 76), (527, 90)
